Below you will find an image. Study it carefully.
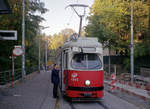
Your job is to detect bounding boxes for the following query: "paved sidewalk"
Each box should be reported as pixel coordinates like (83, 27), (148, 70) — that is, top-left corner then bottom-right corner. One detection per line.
(0, 71), (56, 109)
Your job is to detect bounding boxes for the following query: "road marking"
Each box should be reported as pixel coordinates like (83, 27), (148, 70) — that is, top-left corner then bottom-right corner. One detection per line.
(13, 94), (21, 97)
(54, 97), (60, 109)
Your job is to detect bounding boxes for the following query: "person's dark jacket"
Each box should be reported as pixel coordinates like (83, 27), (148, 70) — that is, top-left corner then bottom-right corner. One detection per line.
(51, 68), (60, 84)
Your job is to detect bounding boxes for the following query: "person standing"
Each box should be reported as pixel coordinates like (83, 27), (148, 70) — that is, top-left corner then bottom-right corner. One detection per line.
(51, 64), (60, 98)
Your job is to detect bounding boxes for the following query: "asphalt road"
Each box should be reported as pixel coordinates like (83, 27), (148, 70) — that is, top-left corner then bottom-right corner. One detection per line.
(0, 71), (139, 109)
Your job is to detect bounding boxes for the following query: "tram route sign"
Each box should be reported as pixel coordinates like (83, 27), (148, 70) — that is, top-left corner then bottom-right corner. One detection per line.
(0, 30), (17, 40)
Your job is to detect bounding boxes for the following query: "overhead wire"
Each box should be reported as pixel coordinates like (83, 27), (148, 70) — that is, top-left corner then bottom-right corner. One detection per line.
(66, 0), (79, 26)
(67, 11), (74, 26)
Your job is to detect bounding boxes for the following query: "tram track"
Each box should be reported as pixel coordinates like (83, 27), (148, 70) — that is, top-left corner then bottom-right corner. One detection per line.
(68, 101), (109, 109)
(97, 101), (109, 109)
(69, 102), (76, 109)
(58, 91), (108, 109)
(67, 100), (110, 109)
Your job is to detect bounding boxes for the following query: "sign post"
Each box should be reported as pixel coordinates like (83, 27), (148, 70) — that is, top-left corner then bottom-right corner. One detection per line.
(11, 46), (23, 87)
(11, 55), (14, 88)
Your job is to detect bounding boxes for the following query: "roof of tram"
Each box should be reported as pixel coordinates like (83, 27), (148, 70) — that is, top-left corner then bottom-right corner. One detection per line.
(63, 37), (102, 49)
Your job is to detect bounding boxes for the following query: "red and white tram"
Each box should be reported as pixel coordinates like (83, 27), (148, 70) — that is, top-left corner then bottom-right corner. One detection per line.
(57, 35), (104, 100)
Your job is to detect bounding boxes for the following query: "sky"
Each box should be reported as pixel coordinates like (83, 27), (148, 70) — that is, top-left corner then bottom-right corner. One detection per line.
(40, 0), (94, 36)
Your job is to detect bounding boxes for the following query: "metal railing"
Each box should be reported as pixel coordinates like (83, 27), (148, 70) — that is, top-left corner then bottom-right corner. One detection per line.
(0, 66), (38, 85)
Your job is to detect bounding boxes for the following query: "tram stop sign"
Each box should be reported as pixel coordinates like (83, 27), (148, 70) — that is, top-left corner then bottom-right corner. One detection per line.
(12, 46), (23, 56)
(0, 0), (11, 14)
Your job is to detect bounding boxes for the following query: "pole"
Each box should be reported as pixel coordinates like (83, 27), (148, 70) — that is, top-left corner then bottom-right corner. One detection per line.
(22, 0), (25, 81)
(109, 47), (111, 74)
(11, 55), (14, 88)
(130, 0), (134, 83)
(78, 16), (83, 37)
(45, 40), (48, 70)
(114, 64), (117, 75)
(38, 0), (41, 73)
(38, 29), (41, 73)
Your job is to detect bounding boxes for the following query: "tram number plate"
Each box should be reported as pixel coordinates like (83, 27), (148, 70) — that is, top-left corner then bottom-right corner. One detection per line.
(71, 78), (79, 81)
(84, 93), (92, 97)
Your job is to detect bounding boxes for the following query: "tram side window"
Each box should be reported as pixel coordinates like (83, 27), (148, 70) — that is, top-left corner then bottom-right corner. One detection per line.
(64, 53), (68, 69)
(71, 53), (102, 70)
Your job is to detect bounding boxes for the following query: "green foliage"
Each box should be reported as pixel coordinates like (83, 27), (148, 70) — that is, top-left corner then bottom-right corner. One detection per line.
(86, 0), (150, 56)
(85, 0), (150, 71)
(49, 28), (75, 50)
(134, 30), (150, 57)
(85, 15), (119, 50)
(47, 28), (75, 62)
(0, 0), (48, 71)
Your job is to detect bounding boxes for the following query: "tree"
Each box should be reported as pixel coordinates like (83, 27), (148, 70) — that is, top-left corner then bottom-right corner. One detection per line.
(86, 0), (149, 55)
(0, 0), (48, 71)
(85, 0), (150, 72)
(49, 28), (75, 50)
(48, 28), (75, 60)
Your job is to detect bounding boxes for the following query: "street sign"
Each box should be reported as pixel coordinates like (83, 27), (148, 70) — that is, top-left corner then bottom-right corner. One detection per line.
(0, 0), (11, 14)
(12, 47), (23, 56)
(0, 30), (17, 40)
(11, 46), (23, 88)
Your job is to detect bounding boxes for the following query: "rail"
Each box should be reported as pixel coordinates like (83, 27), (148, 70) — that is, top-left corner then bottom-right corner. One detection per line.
(0, 66), (38, 85)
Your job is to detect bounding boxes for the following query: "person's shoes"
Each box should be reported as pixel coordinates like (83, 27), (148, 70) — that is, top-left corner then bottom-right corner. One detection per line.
(53, 96), (58, 98)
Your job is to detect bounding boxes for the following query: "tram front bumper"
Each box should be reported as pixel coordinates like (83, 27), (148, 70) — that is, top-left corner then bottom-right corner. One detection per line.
(67, 90), (104, 98)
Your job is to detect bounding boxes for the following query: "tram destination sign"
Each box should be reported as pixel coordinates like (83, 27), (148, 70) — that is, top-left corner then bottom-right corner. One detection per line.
(0, 30), (17, 40)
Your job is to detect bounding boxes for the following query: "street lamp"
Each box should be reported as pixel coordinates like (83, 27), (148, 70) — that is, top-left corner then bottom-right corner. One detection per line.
(42, 26), (50, 71)
(45, 39), (49, 70)
(38, 26), (49, 72)
(38, 29), (41, 73)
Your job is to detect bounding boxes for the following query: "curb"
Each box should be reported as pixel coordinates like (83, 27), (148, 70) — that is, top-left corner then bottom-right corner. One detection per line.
(105, 77), (150, 91)
(105, 80), (150, 103)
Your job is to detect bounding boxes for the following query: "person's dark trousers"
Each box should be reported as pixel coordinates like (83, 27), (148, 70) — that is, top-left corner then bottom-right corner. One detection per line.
(53, 84), (58, 98)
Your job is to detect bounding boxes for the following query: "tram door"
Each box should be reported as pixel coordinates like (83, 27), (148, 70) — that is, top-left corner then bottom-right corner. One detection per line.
(61, 50), (68, 93)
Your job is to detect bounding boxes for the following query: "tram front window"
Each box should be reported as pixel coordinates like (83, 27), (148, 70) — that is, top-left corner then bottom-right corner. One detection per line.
(71, 53), (102, 70)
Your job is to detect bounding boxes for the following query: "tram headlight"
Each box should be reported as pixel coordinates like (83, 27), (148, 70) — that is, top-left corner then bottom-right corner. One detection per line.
(85, 80), (91, 86)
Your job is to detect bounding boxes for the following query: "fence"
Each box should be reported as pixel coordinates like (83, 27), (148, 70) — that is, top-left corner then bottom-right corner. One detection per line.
(0, 66), (38, 85)
(104, 55), (150, 76)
